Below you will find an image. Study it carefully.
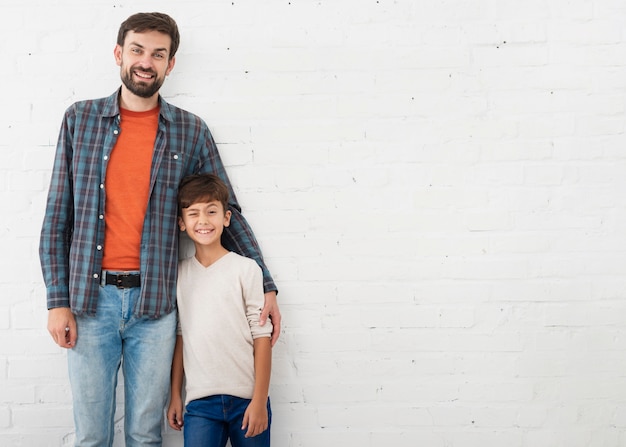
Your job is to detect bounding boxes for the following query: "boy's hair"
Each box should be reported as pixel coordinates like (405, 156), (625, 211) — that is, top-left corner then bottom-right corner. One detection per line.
(178, 174), (230, 215)
(117, 12), (180, 60)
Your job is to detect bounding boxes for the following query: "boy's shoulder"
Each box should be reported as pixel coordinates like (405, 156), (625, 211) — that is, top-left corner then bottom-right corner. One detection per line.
(178, 255), (195, 268)
(225, 252), (262, 272)
(214, 252), (262, 278)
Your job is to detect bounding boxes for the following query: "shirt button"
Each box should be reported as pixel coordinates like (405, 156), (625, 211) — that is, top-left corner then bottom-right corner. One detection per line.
(173, 154), (179, 160)
(93, 273), (99, 279)
(99, 215), (104, 220)
(100, 184), (104, 189)
(114, 130), (119, 135)
(97, 245), (102, 251)
(104, 155), (109, 160)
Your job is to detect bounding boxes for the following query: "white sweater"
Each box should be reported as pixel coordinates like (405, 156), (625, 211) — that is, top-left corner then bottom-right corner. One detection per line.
(176, 252), (272, 405)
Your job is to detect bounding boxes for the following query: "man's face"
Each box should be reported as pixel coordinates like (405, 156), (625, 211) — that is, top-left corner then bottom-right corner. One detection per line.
(114, 30), (176, 99)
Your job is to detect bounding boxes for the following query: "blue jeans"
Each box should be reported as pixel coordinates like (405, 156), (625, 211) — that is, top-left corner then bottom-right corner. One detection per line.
(68, 279), (177, 446)
(184, 395), (271, 447)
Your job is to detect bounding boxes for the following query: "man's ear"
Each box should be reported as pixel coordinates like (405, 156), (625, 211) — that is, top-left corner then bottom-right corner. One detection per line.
(166, 56), (176, 76)
(114, 45), (123, 66)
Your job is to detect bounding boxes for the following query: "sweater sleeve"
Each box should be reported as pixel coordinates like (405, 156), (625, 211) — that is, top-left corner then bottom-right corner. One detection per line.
(242, 258), (273, 339)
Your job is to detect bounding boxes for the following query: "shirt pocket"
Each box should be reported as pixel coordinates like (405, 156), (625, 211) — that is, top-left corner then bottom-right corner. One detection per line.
(160, 151), (184, 189)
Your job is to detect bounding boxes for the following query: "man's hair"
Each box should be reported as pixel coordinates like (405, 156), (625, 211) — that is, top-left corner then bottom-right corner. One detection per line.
(178, 174), (230, 215)
(117, 12), (180, 59)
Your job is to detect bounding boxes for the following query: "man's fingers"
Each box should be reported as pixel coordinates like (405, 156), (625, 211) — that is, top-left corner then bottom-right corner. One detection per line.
(259, 306), (269, 326)
(54, 326), (74, 348)
(270, 319), (281, 347)
(48, 308), (77, 348)
(65, 324), (77, 348)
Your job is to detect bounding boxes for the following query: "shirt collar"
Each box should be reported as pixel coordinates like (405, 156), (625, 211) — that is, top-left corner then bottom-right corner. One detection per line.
(102, 88), (174, 123)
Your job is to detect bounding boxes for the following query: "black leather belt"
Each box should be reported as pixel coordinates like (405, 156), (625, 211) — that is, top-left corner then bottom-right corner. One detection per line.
(104, 272), (141, 288)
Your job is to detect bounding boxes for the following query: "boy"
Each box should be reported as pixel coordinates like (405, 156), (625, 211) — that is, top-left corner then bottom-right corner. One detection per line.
(168, 174), (273, 446)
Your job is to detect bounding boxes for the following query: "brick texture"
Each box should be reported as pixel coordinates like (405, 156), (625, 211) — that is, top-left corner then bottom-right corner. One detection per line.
(3, 0), (626, 446)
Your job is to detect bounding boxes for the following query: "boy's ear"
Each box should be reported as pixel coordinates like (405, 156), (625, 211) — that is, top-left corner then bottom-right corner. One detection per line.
(178, 216), (185, 231)
(224, 210), (232, 227)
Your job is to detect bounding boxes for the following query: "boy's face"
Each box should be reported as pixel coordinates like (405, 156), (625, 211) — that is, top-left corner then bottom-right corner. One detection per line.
(114, 30), (176, 99)
(178, 200), (231, 248)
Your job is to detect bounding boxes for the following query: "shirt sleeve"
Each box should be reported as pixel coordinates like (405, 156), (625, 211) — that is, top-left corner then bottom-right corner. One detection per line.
(196, 126), (278, 294)
(242, 258), (273, 339)
(39, 108), (75, 309)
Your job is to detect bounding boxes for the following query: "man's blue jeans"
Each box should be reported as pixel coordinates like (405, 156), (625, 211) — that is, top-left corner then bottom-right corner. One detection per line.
(67, 278), (177, 446)
(184, 395), (271, 447)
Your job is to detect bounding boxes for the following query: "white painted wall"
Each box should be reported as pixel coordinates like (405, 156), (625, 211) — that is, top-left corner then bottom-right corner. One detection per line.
(3, 0), (626, 445)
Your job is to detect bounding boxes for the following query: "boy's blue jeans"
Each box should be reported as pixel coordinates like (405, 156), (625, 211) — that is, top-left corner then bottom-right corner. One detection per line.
(184, 395), (271, 447)
(67, 277), (177, 446)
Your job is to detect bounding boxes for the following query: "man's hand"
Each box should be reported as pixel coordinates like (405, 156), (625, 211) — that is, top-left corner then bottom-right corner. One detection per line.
(48, 307), (77, 348)
(260, 291), (281, 347)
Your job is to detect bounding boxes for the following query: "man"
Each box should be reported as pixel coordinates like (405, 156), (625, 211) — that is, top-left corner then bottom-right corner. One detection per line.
(39, 12), (280, 447)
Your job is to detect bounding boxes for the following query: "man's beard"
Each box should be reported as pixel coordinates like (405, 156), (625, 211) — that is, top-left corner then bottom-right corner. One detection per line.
(121, 66), (164, 98)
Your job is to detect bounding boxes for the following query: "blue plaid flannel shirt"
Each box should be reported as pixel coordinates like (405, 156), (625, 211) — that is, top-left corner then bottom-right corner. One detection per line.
(39, 89), (276, 318)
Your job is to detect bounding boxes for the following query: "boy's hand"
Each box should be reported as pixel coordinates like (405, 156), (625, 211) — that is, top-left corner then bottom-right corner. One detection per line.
(167, 396), (184, 431)
(242, 399), (268, 438)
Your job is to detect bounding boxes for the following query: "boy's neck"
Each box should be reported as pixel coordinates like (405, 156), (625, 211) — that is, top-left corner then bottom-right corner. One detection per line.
(194, 245), (229, 268)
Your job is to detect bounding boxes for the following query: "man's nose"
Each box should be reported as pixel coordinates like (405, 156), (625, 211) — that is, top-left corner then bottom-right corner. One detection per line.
(137, 54), (154, 67)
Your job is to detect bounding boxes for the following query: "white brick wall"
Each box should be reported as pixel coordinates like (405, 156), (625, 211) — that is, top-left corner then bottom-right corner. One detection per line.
(3, 0), (626, 445)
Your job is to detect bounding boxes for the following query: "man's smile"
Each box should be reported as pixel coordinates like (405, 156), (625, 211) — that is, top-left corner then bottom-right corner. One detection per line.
(133, 69), (155, 80)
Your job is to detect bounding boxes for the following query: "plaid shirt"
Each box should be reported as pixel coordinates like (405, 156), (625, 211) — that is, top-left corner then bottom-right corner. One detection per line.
(39, 89), (276, 318)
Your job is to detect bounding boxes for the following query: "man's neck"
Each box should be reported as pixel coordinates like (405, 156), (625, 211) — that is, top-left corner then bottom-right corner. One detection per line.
(119, 86), (159, 112)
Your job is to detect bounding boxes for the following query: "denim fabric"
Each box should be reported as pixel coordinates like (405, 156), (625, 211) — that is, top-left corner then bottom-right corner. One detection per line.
(68, 280), (177, 446)
(184, 395), (271, 447)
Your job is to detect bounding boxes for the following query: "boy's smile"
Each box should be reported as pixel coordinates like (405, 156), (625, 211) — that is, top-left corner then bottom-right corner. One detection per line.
(179, 200), (231, 249)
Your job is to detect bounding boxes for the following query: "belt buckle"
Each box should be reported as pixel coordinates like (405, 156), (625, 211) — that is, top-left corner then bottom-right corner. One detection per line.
(115, 273), (131, 288)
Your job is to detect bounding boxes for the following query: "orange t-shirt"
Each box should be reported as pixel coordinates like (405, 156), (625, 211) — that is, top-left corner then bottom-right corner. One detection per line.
(102, 106), (159, 270)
